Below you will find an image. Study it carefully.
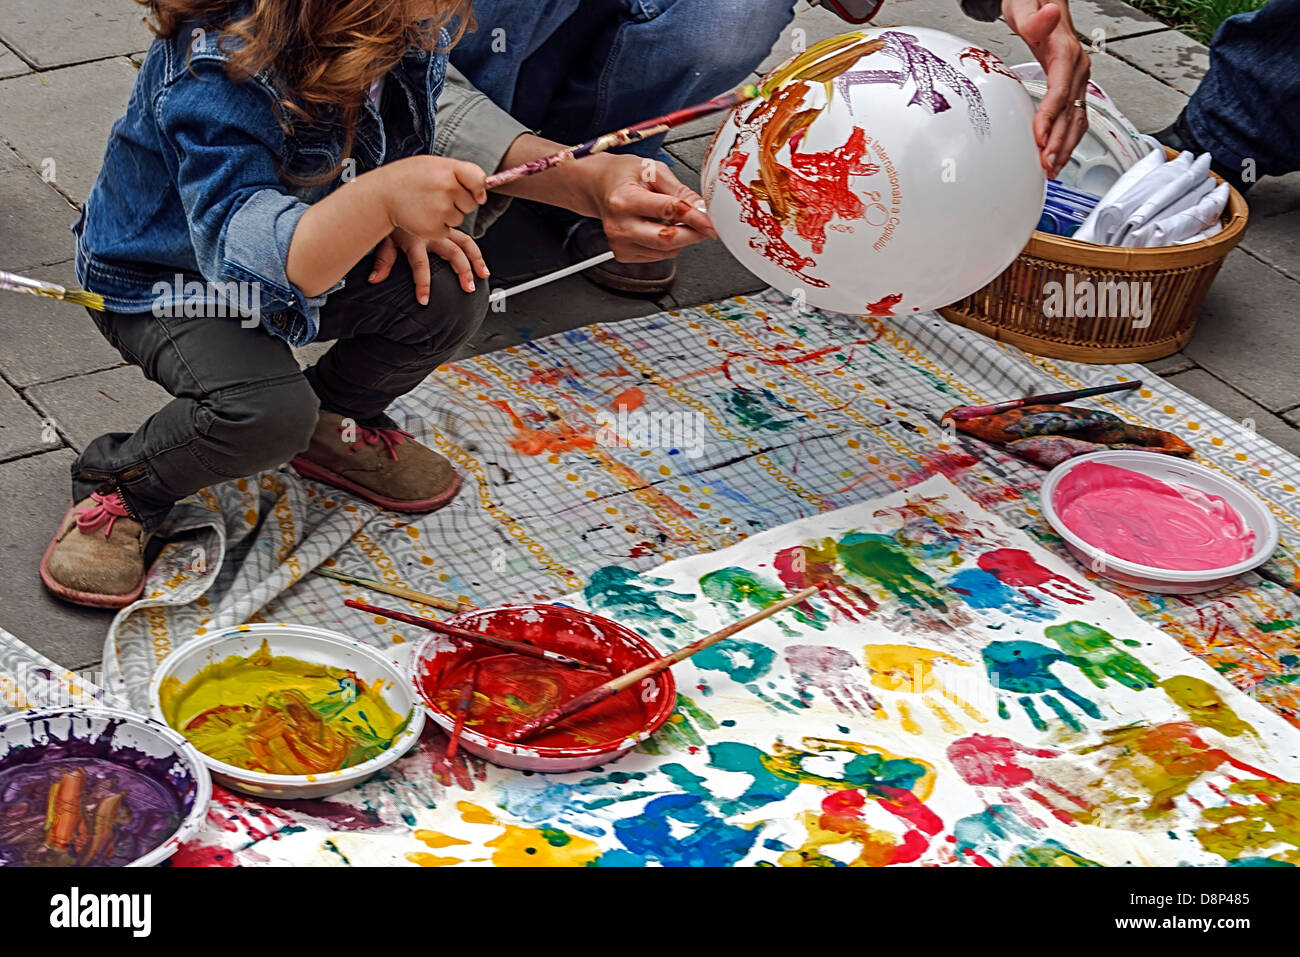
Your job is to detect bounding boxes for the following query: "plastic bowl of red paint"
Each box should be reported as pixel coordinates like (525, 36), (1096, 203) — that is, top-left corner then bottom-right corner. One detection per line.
(410, 604), (676, 773)
(0, 707), (212, 867)
(1041, 450), (1279, 594)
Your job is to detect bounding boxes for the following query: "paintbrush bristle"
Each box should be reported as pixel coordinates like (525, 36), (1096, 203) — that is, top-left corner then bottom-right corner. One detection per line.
(62, 288), (105, 311)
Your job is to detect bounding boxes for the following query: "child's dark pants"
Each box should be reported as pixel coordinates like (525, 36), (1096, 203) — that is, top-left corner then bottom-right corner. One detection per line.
(71, 254), (488, 530)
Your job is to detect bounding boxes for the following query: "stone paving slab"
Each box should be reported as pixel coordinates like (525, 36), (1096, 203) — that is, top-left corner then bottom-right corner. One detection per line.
(1184, 249), (1300, 415)
(25, 364), (170, 452)
(1164, 368), (1300, 459)
(0, 378), (59, 463)
(1246, 172), (1300, 219)
(0, 0), (152, 70)
(1105, 28), (1209, 97)
(0, 261), (125, 388)
(0, 449), (113, 670)
(0, 166), (79, 272)
(1143, 353), (1196, 377)
(0, 43), (27, 80)
(1069, 0), (1166, 43)
(1087, 46), (1187, 132)
(1237, 209), (1300, 284)
(0, 142), (22, 170)
(665, 132), (712, 174)
(0, 56), (138, 203)
(666, 238), (768, 310)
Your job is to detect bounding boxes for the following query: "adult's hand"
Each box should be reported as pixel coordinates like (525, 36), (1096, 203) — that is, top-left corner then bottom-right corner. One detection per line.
(1002, 0), (1091, 177)
(586, 155), (719, 262)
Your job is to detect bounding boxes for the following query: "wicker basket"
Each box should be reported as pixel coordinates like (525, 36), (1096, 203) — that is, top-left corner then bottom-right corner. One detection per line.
(939, 148), (1249, 363)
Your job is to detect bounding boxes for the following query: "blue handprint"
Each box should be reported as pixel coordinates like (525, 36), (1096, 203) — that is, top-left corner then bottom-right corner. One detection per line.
(982, 640), (1102, 732)
(947, 568), (1056, 622)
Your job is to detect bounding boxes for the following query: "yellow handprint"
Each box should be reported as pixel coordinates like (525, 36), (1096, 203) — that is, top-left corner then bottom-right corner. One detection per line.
(406, 801), (601, 867)
(862, 644), (986, 735)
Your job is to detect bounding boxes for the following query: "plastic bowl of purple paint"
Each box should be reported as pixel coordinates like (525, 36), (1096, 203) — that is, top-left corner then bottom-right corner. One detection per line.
(0, 706), (212, 867)
(410, 603), (676, 773)
(1040, 449), (1279, 594)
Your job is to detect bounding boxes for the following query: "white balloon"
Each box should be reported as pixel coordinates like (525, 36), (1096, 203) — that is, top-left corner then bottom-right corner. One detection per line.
(702, 26), (1045, 317)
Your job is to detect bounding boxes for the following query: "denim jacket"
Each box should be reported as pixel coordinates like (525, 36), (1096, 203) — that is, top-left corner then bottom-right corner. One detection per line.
(74, 21), (526, 345)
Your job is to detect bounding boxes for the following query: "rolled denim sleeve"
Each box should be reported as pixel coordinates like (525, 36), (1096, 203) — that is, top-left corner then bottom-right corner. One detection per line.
(434, 65), (530, 237)
(156, 61), (332, 345)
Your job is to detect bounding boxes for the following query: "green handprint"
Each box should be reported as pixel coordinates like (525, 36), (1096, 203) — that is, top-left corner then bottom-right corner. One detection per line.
(1043, 622), (1157, 691)
(637, 693), (720, 755)
(982, 640), (1102, 732)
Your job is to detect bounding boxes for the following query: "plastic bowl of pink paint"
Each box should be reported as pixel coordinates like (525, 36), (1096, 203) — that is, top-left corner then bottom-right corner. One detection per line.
(1040, 450), (1278, 594)
(411, 603), (676, 773)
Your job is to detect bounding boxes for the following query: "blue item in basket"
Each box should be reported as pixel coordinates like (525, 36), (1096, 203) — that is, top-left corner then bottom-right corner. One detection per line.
(1038, 179), (1101, 237)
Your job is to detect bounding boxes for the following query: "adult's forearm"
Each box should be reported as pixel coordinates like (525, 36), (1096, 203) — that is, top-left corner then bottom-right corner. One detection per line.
(490, 132), (618, 221)
(285, 171), (394, 297)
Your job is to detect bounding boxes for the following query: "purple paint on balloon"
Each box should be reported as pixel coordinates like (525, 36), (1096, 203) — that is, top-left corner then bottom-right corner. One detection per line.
(836, 31), (990, 137)
(0, 718), (199, 867)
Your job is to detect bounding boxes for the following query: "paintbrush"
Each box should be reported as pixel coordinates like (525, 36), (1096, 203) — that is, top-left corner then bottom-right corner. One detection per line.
(314, 565), (471, 614)
(488, 251), (616, 304)
(485, 83), (762, 190)
(344, 598), (606, 671)
(1, 270), (104, 311)
(945, 381), (1142, 421)
(505, 584), (823, 742)
(436, 661), (479, 780)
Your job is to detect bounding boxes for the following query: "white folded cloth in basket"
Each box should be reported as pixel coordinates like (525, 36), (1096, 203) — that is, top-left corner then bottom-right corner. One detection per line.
(1073, 147), (1229, 248)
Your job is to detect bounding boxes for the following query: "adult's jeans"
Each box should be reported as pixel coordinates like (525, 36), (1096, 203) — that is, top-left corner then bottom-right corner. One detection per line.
(451, 0), (801, 161)
(1185, 0), (1300, 178)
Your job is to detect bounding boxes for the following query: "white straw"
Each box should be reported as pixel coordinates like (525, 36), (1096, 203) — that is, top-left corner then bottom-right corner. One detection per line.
(487, 250), (617, 303)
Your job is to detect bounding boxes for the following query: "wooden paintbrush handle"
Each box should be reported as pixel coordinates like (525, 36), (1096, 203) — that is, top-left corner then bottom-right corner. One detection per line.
(343, 599), (602, 671)
(506, 585), (821, 742)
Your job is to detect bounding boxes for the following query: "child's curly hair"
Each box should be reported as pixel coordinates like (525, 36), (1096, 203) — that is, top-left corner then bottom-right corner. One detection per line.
(139, 0), (474, 182)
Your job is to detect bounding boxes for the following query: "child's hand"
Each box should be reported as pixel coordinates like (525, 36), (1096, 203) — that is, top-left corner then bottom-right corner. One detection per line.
(370, 227), (490, 301)
(381, 155), (488, 242)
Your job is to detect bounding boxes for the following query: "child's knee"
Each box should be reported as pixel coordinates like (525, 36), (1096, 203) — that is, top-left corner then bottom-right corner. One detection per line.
(405, 266), (489, 354)
(201, 374), (320, 476)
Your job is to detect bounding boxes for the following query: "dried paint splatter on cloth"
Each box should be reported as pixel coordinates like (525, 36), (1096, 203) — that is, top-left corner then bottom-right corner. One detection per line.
(3, 288), (1299, 865)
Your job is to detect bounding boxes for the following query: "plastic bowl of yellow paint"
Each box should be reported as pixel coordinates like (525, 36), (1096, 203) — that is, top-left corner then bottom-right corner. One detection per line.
(149, 624), (424, 800)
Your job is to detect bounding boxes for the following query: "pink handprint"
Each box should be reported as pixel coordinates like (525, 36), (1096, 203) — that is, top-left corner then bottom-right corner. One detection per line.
(774, 540), (877, 621)
(948, 734), (1092, 827)
(978, 548), (1092, 605)
(785, 645), (881, 717)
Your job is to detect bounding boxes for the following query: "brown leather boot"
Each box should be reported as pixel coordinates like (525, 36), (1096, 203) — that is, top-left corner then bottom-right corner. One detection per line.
(566, 218), (677, 296)
(40, 490), (150, 609)
(291, 411), (462, 512)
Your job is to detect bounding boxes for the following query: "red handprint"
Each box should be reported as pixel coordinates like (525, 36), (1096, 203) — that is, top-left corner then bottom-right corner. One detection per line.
(948, 733), (1092, 827)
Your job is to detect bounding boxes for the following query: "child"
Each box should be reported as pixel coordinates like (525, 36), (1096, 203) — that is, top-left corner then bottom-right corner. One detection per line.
(42, 0), (716, 608)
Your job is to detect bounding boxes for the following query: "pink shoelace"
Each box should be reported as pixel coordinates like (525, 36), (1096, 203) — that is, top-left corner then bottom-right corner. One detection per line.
(74, 490), (131, 538)
(340, 424), (413, 461)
